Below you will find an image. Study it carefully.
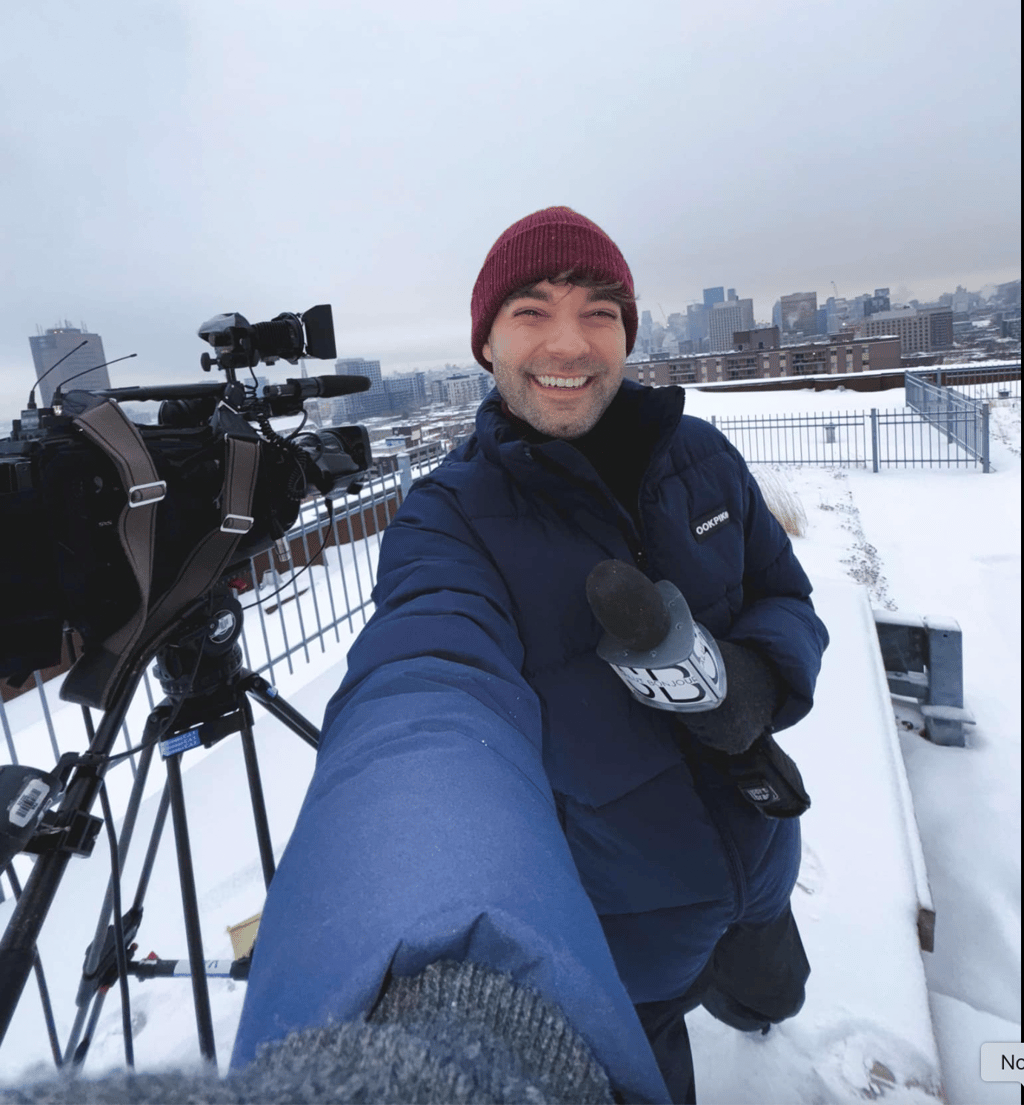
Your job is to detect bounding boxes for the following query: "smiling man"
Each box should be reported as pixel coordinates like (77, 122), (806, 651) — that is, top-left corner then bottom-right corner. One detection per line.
(481, 279), (628, 438)
(234, 207), (829, 1104)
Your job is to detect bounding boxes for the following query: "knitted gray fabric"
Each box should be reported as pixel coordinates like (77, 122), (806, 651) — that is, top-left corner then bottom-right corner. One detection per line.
(679, 640), (782, 755)
(0, 961), (615, 1104)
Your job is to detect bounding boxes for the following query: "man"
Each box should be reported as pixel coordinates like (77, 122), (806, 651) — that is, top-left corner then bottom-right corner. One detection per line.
(232, 207), (829, 1103)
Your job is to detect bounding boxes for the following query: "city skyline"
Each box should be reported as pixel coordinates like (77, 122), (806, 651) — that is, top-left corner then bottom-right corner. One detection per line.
(0, 0), (1019, 414)
(7, 270), (1017, 413)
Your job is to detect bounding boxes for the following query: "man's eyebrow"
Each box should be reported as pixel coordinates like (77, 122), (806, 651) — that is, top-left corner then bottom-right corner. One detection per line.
(503, 285), (551, 305)
(501, 285), (621, 308)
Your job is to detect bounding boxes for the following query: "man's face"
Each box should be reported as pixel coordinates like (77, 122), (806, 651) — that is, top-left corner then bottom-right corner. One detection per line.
(483, 280), (627, 439)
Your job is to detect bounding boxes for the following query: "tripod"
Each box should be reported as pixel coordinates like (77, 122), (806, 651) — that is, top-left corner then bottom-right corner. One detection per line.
(0, 584), (319, 1071)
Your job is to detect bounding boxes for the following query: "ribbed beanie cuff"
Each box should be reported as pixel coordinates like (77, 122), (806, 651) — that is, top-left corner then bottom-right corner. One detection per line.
(471, 206), (637, 370)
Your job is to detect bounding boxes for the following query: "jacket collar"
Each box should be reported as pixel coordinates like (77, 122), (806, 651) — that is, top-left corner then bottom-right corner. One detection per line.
(475, 379), (686, 476)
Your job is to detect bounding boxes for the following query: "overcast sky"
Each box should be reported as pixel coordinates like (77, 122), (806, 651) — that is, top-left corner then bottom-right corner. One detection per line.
(1, 0), (1020, 416)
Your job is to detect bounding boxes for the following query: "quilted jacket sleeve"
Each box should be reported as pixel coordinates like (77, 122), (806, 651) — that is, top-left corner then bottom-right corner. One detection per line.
(724, 454), (830, 731)
(231, 477), (670, 1104)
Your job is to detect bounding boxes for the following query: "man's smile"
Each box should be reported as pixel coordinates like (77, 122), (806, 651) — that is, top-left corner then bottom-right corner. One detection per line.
(531, 375), (593, 390)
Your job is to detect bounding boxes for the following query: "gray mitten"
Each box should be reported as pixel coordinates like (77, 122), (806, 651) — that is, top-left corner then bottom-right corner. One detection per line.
(680, 640), (782, 755)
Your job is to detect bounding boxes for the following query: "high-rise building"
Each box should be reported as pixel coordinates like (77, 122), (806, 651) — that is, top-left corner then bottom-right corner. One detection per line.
(29, 323), (110, 406)
(778, 293), (819, 340)
(383, 371), (428, 411)
(707, 298), (755, 352)
(443, 373), (486, 407)
(637, 310), (655, 356)
(866, 289), (891, 317)
(857, 307), (954, 355)
(686, 303), (709, 351)
(703, 287), (725, 308)
(335, 356), (387, 417)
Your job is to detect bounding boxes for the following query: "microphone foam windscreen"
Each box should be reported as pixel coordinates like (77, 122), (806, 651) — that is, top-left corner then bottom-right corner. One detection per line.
(585, 560), (670, 651)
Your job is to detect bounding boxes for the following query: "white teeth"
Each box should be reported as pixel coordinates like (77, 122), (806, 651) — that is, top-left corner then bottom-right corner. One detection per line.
(535, 376), (589, 389)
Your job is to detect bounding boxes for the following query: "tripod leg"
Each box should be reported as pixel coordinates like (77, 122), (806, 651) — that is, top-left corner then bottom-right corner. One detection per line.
(64, 735), (163, 1066)
(164, 754), (217, 1066)
(242, 672), (319, 749)
(3, 866), (63, 1068)
(70, 987), (108, 1068)
(0, 696), (136, 1047)
(238, 712), (276, 890)
(66, 772), (177, 1070)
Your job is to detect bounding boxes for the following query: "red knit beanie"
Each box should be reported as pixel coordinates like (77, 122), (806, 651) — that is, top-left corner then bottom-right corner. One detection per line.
(471, 206), (638, 371)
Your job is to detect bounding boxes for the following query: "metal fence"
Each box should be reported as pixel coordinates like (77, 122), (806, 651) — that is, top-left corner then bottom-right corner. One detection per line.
(917, 363), (1020, 400)
(709, 402), (991, 472)
(904, 371), (994, 471)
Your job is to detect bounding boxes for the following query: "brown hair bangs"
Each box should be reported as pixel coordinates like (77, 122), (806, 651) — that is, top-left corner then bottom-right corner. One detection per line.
(505, 268), (637, 311)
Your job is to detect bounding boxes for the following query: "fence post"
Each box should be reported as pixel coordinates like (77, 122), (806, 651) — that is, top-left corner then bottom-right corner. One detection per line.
(711, 415), (716, 428)
(398, 453), (412, 499)
(870, 408), (879, 473)
(982, 404), (990, 473)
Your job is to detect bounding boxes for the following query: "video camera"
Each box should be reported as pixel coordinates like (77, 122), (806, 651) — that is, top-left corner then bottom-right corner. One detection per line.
(0, 303), (372, 711)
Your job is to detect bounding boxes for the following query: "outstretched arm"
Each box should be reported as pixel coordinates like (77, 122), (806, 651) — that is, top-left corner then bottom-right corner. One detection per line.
(232, 480), (669, 1103)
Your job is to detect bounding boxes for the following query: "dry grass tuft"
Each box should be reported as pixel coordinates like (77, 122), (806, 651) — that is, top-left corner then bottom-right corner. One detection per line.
(751, 466), (808, 538)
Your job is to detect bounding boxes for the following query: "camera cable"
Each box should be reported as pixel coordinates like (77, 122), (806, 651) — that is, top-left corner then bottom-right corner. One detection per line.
(239, 500), (337, 614)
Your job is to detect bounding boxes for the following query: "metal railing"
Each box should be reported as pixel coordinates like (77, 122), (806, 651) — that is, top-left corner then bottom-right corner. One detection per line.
(710, 401), (992, 472)
(905, 371), (991, 472)
(918, 363), (1020, 400)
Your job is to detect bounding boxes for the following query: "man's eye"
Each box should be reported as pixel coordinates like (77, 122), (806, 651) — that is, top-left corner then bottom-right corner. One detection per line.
(514, 308), (542, 317)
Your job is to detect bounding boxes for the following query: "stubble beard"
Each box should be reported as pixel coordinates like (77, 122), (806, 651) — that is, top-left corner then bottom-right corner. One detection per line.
(492, 355), (621, 440)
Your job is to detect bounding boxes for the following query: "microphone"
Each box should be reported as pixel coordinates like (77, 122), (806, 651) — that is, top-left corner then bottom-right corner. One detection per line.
(585, 559), (810, 819)
(263, 375), (371, 400)
(586, 559), (726, 712)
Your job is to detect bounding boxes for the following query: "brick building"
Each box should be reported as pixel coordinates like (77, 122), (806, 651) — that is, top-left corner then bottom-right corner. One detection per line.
(629, 334), (902, 386)
(856, 308), (954, 355)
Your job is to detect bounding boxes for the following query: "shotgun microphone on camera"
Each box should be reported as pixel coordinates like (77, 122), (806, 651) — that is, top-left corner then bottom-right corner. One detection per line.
(262, 375), (371, 400)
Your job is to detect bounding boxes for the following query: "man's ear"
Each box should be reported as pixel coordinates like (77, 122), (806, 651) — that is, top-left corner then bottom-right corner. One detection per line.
(482, 339), (491, 362)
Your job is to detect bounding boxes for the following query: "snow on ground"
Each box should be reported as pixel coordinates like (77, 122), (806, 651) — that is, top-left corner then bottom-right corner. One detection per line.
(0, 383), (1019, 1103)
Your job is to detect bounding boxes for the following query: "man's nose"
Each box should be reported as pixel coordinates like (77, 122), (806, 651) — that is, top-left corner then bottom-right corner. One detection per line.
(543, 317), (589, 360)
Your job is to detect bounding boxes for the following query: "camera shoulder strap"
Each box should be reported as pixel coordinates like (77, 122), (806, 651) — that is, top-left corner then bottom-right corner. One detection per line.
(68, 398), (166, 669)
(138, 435), (259, 651)
(61, 413), (259, 712)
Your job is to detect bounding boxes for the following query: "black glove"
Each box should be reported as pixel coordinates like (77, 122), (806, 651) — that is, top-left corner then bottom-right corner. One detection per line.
(679, 640), (781, 755)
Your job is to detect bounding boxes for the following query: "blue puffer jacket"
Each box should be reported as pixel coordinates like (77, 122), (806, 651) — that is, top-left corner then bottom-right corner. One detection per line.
(232, 382), (828, 1103)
